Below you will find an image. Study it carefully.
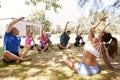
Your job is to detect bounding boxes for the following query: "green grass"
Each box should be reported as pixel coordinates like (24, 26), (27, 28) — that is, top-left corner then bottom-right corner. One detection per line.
(0, 43), (120, 80)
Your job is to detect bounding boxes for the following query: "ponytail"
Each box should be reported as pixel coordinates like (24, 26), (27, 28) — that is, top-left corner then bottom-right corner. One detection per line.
(107, 37), (118, 57)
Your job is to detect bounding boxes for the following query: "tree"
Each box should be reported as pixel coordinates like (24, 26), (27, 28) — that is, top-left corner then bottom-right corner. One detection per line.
(55, 25), (62, 33)
(27, 9), (45, 24)
(0, 1), (1, 8)
(26, 9), (52, 35)
(25, 0), (62, 13)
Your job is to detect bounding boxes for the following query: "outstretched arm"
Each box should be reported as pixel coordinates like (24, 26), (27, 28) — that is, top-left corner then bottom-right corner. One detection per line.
(32, 36), (36, 45)
(103, 23), (111, 31)
(26, 27), (30, 36)
(40, 24), (46, 37)
(76, 24), (80, 36)
(102, 49), (116, 70)
(88, 17), (107, 41)
(7, 17), (24, 33)
(64, 21), (69, 32)
(97, 23), (111, 38)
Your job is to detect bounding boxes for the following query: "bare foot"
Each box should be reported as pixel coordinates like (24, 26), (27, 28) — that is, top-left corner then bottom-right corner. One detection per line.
(25, 57), (33, 61)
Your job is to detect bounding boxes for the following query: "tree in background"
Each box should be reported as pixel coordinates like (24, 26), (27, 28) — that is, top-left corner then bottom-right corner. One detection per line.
(77, 10), (120, 34)
(55, 25), (62, 33)
(77, 0), (120, 34)
(26, 9), (52, 35)
(25, 0), (62, 13)
(27, 9), (45, 24)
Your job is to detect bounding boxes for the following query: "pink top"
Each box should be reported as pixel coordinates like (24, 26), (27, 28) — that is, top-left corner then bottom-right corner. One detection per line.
(40, 35), (47, 44)
(25, 36), (33, 46)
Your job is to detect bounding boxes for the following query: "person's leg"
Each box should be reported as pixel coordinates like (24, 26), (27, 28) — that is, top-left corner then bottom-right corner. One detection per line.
(49, 41), (54, 49)
(2, 51), (32, 63)
(35, 44), (43, 51)
(62, 54), (79, 73)
(42, 43), (49, 52)
(20, 45), (24, 49)
(19, 45), (30, 58)
(66, 43), (72, 49)
(57, 43), (66, 49)
(74, 43), (79, 46)
(30, 45), (35, 50)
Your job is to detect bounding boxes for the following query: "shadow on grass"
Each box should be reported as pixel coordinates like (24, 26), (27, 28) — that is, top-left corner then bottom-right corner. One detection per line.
(0, 42), (120, 80)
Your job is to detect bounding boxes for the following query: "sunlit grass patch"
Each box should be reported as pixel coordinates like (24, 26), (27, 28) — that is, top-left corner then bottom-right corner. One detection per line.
(0, 42), (120, 80)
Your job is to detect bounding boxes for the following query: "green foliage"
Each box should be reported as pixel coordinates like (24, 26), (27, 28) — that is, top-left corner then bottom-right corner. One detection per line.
(77, 11), (120, 34)
(27, 10), (45, 23)
(26, 0), (62, 13)
(0, 47), (3, 57)
(26, 9), (52, 34)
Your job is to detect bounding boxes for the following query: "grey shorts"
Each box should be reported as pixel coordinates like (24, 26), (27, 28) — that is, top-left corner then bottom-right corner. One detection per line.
(77, 62), (99, 75)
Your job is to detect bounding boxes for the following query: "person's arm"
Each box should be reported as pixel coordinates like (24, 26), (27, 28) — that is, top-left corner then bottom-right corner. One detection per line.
(101, 48), (116, 69)
(103, 23), (110, 31)
(88, 17), (107, 41)
(26, 28), (30, 36)
(64, 21), (69, 32)
(81, 37), (84, 42)
(76, 24), (80, 36)
(7, 17), (24, 33)
(97, 22), (111, 38)
(32, 36), (36, 45)
(40, 24), (46, 37)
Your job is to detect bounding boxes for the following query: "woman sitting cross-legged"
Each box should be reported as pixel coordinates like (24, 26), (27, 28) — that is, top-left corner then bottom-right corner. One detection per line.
(62, 17), (119, 76)
(35, 21), (51, 52)
(74, 24), (85, 47)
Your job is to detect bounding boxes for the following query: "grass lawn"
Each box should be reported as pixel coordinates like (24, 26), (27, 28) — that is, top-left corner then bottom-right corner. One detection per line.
(0, 43), (120, 80)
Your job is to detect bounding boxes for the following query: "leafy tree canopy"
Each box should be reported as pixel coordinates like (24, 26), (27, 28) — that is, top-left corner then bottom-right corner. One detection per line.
(25, 0), (62, 13)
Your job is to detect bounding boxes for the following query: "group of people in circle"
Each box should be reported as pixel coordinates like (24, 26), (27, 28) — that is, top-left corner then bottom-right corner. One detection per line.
(1, 17), (120, 76)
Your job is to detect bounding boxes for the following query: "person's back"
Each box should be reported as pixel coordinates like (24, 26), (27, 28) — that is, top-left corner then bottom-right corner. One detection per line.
(82, 38), (104, 66)
(60, 32), (70, 46)
(62, 17), (120, 76)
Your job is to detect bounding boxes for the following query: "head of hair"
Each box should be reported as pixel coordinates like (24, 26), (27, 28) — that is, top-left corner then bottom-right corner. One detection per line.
(11, 27), (19, 35)
(101, 31), (118, 58)
(102, 32), (112, 43)
(107, 37), (118, 58)
(66, 30), (71, 35)
(66, 30), (71, 33)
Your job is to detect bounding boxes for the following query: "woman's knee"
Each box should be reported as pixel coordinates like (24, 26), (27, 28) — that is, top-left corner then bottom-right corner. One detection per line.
(62, 54), (69, 62)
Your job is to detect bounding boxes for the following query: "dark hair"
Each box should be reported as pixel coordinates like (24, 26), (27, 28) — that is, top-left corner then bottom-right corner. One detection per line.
(102, 32), (118, 58)
(102, 32), (112, 43)
(107, 37), (118, 57)
(66, 30), (71, 33)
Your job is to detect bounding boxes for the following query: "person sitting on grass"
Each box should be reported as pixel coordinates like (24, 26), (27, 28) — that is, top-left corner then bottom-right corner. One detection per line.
(62, 17), (120, 76)
(74, 24), (85, 47)
(57, 21), (72, 49)
(20, 27), (36, 58)
(1, 17), (32, 64)
(35, 21), (51, 52)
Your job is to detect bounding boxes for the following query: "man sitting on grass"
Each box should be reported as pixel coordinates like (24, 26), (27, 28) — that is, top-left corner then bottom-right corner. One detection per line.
(1, 17), (32, 64)
(57, 21), (72, 49)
